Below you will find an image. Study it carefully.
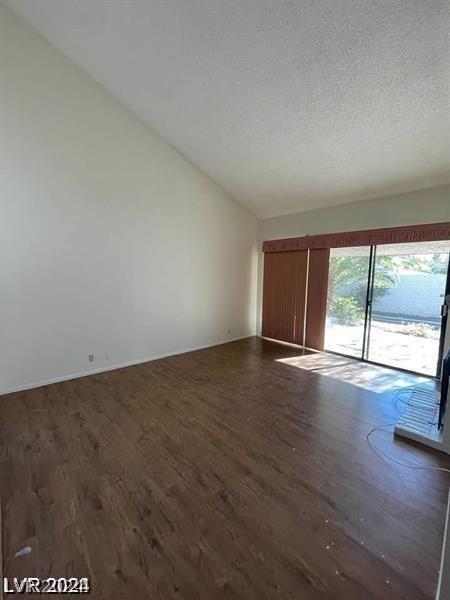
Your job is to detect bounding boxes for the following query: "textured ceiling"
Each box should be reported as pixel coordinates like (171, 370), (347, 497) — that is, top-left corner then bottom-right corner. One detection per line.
(5, 0), (450, 218)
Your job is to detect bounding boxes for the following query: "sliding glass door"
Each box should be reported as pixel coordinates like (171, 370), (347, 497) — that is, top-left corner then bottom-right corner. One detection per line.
(324, 241), (450, 376)
(324, 246), (371, 358)
(366, 241), (450, 376)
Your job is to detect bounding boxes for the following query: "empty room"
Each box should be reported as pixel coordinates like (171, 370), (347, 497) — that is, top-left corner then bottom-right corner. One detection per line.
(1, 1), (450, 599)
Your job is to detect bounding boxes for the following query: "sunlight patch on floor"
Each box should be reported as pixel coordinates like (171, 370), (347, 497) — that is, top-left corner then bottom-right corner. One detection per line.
(275, 352), (428, 394)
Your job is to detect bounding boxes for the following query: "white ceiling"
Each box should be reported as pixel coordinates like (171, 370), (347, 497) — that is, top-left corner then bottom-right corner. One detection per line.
(5, 0), (450, 218)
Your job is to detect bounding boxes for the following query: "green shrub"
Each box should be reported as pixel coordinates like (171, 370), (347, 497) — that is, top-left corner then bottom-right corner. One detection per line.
(329, 297), (364, 325)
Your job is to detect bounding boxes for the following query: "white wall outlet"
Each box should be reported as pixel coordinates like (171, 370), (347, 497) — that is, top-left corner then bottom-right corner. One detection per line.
(227, 328), (231, 335)
(88, 354), (94, 362)
(106, 352), (111, 360)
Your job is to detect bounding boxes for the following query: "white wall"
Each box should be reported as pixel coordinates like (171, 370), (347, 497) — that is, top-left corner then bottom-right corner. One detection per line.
(257, 186), (450, 334)
(259, 186), (450, 242)
(0, 4), (257, 394)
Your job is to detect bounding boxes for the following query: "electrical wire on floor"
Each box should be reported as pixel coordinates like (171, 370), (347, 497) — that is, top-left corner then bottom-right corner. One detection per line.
(366, 385), (450, 474)
(366, 423), (450, 474)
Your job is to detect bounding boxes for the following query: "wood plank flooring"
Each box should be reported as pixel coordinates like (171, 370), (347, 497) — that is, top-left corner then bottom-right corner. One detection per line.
(1, 337), (449, 599)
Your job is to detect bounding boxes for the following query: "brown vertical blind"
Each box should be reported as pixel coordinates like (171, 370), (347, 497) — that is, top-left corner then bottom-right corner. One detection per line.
(262, 250), (307, 344)
(305, 248), (330, 350)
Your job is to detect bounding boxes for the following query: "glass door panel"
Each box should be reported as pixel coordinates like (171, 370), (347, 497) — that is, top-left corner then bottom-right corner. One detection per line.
(324, 246), (371, 358)
(366, 241), (450, 376)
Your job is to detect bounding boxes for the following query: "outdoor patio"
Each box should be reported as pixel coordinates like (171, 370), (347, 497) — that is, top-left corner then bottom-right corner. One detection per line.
(324, 320), (440, 375)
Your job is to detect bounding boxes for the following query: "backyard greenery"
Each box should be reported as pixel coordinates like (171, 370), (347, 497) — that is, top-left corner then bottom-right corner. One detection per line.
(328, 296), (363, 325)
(327, 251), (448, 327)
(327, 255), (396, 324)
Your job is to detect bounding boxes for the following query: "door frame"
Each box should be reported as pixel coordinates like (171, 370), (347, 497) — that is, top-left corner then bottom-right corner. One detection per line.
(437, 254), (450, 376)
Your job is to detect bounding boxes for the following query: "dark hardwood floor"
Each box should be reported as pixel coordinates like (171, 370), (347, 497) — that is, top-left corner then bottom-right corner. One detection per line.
(1, 337), (449, 599)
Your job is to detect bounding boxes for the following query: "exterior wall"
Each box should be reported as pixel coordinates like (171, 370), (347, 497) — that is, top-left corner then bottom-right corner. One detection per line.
(372, 273), (446, 323)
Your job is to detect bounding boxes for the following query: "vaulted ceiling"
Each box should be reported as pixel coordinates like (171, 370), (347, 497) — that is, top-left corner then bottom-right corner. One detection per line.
(5, 0), (450, 218)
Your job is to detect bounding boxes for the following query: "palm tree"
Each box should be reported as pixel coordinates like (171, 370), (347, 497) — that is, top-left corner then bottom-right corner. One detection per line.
(328, 255), (397, 311)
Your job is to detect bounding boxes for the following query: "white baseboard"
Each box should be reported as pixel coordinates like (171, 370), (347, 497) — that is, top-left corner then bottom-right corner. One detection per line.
(0, 335), (252, 396)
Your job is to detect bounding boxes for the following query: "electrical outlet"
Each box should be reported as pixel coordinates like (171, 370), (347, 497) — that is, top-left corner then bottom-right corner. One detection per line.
(227, 328), (231, 335)
(106, 352), (111, 360)
(88, 354), (94, 362)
